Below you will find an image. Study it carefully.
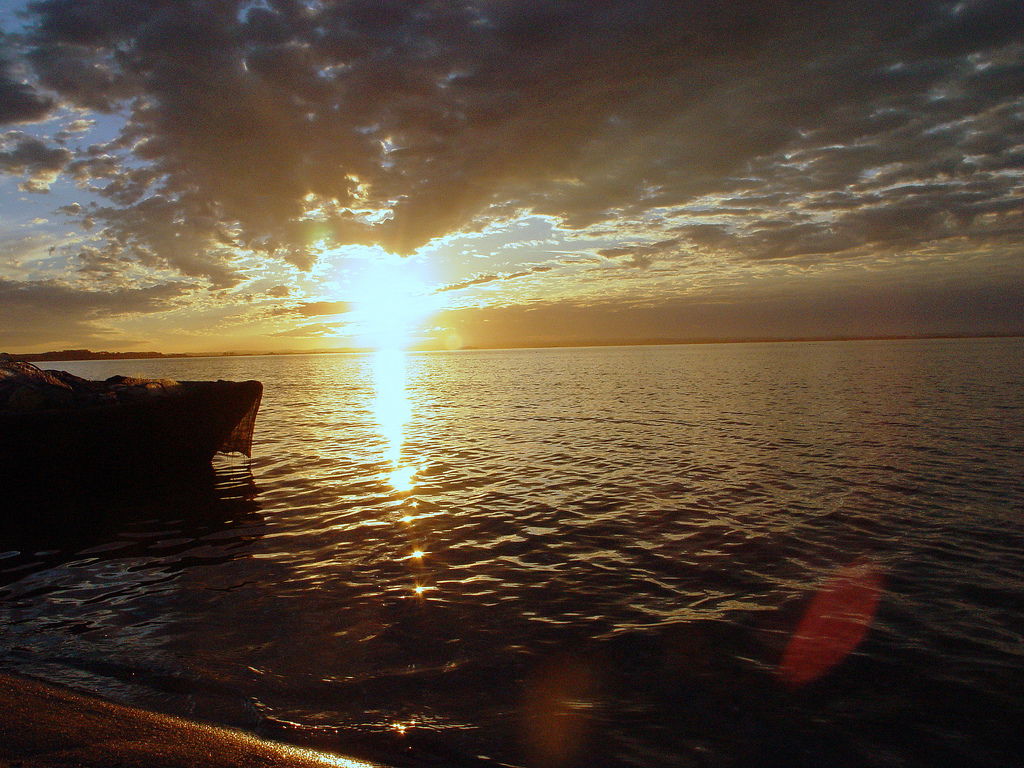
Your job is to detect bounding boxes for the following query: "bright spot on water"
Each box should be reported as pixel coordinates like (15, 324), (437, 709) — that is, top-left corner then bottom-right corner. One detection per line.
(351, 256), (440, 494)
(371, 348), (421, 492)
(389, 464), (417, 492)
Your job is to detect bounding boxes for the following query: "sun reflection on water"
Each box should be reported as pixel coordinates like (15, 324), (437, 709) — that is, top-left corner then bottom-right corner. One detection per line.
(371, 347), (418, 492)
(388, 464), (417, 492)
(340, 251), (441, 493)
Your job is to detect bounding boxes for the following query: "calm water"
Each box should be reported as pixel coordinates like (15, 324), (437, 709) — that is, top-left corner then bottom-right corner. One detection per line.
(1, 339), (1022, 767)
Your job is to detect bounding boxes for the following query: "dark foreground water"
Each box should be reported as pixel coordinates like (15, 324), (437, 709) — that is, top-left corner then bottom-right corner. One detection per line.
(1, 339), (1022, 767)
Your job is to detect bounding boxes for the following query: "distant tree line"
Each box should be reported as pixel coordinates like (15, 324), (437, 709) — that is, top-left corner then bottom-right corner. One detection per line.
(0, 350), (187, 362)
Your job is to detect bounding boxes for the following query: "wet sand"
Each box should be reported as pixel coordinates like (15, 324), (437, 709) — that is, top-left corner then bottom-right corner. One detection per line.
(0, 674), (386, 768)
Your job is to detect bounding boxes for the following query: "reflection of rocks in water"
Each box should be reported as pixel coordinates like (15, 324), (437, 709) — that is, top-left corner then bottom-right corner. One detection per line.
(1, 460), (259, 537)
(0, 459), (266, 725)
(0, 459), (263, 592)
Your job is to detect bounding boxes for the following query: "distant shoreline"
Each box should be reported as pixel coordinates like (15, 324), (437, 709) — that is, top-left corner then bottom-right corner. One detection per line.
(3, 332), (1021, 362)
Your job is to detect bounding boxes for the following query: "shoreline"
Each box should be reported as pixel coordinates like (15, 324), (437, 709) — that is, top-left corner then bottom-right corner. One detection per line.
(0, 672), (387, 768)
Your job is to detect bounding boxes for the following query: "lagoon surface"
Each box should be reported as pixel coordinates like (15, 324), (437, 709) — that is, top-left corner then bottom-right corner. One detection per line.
(1, 339), (1022, 767)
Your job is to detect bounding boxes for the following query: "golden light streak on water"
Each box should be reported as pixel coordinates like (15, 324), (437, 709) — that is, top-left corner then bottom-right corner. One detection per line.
(390, 718), (420, 735)
(371, 348), (418, 492)
(397, 549), (426, 561)
(388, 465), (417, 492)
(344, 254), (441, 493)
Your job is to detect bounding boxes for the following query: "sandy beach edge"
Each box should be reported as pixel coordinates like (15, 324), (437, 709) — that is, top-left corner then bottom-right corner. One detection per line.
(0, 673), (391, 768)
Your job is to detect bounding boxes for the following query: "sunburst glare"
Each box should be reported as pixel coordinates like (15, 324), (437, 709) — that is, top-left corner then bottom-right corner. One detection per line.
(348, 253), (438, 352)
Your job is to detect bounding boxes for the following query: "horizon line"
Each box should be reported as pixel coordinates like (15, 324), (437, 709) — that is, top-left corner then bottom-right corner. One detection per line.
(4, 331), (1023, 362)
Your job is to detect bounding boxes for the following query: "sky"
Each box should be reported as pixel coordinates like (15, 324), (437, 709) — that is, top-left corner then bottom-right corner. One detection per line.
(0, 0), (1021, 353)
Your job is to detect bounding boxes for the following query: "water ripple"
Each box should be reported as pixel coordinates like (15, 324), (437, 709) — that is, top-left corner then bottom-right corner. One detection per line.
(0, 340), (1021, 766)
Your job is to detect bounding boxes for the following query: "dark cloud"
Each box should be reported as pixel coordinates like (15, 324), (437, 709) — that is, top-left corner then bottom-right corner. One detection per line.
(598, 238), (682, 269)
(911, 0), (1024, 58)
(0, 0), (1018, 294)
(72, 193), (244, 288)
(0, 277), (194, 348)
(0, 132), (71, 191)
(0, 276), (193, 313)
(0, 56), (54, 124)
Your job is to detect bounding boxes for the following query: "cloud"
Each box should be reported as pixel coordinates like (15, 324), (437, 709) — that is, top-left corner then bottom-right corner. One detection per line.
(269, 300), (351, 317)
(62, 118), (94, 133)
(0, 0), (1016, 351)
(0, 277), (193, 313)
(9, 0), (1015, 272)
(0, 231), (61, 271)
(0, 56), (54, 125)
(0, 277), (194, 349)
(436, 265), (554, 293)
(597, 238), (682, 269)
(72, 193), (245, 288)
(53, 117), (96, 142)
(270, 322), (345, 338)
(0, 132), (71, 192)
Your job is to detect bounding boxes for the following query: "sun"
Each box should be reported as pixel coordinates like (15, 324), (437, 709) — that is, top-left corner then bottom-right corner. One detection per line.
(348, 253), (439, 351)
